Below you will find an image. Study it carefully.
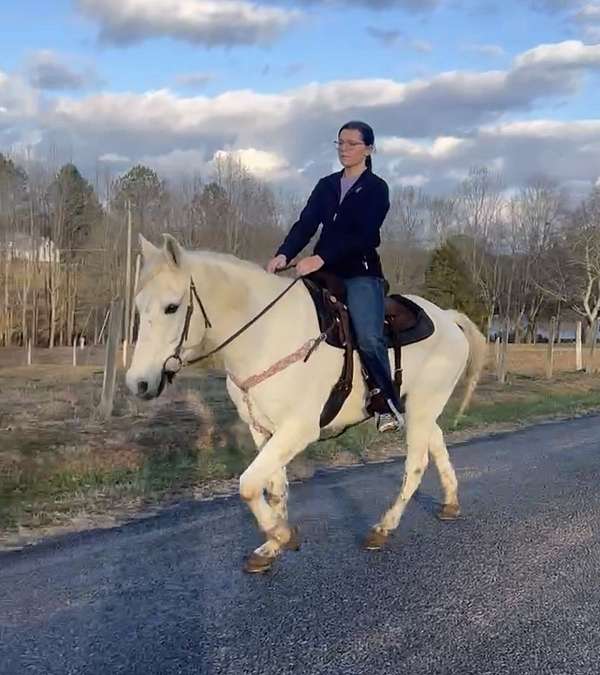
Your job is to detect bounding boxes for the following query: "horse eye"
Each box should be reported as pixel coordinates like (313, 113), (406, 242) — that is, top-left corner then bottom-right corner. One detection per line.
(165, 304), (179, 315)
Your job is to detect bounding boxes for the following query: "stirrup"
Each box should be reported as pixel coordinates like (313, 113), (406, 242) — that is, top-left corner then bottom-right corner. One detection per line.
(386, 399), (405, 430)
(377, 413), (398, 433)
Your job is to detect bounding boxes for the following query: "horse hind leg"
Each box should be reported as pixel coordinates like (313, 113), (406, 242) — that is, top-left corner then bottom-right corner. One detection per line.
(428, 423), (460, 520)
(364, 417), (431, 550)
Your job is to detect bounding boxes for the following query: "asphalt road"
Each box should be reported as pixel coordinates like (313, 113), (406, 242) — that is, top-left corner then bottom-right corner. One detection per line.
(2, 417), (600, 675)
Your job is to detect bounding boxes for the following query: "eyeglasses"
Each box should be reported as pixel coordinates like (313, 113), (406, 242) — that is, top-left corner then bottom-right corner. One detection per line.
(333, 140), (366, 149)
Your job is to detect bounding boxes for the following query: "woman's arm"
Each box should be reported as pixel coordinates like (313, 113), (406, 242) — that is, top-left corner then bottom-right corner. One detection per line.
(276, 180), (324, 262)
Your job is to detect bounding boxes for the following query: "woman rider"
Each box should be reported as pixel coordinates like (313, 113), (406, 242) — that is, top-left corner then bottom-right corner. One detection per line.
(266, 120), (404, 432)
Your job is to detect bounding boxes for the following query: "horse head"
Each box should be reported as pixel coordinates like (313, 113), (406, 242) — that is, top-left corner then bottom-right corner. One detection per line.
(126, 234), (209, 399)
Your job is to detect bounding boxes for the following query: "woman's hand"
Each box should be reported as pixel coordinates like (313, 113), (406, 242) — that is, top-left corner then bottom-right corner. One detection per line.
(266, 254), (287, 274)
(295, 255), (325, 276)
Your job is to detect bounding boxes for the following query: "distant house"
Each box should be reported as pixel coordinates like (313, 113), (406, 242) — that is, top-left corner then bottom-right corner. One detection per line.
(1, 233), (60, 263)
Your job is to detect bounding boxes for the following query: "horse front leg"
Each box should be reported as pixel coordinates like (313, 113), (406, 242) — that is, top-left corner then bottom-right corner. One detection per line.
(239, 419), (319, 573)
(247, 428), (293, 563)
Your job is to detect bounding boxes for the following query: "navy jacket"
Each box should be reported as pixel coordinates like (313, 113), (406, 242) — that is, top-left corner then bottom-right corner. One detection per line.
(276, 168), (390, 279)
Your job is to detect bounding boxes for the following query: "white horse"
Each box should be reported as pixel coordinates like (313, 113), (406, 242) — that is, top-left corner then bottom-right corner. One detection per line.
(126, 234), (487, 573)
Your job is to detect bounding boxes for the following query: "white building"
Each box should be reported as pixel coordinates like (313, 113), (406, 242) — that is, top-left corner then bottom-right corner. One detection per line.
(1, 233), (60, 263)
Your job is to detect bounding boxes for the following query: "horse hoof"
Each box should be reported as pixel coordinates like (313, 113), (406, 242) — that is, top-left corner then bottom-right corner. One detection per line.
(243, 552), (274, 574)
(363, 528), (388, 551)
(437, 504), (461, 521)
(284, 525), (301, 552)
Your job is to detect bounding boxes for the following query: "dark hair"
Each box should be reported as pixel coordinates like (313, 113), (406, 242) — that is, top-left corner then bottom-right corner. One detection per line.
(338, 120), (375, 170)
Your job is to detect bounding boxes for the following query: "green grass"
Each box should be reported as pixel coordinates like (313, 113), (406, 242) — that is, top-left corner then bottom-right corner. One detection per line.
(3, 380), (600, 536)
(443, 389), (600, 432)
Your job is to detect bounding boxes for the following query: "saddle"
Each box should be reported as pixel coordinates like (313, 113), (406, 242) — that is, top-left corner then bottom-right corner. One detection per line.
(303, 271), (435, 428)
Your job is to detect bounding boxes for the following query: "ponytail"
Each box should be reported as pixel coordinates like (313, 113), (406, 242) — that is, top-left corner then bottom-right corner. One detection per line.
(366, 155), (373, 171)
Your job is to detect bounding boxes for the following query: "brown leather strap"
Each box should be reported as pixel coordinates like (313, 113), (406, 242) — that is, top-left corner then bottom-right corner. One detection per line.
(393, 345), (402, 397)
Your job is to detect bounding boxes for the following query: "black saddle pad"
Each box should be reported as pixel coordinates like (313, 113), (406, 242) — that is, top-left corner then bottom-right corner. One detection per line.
(303, 279), (435, 349)
(385, 294), (435, 347)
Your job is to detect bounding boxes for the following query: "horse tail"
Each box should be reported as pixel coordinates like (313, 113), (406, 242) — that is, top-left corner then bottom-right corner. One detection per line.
(445, 310), (487, 420)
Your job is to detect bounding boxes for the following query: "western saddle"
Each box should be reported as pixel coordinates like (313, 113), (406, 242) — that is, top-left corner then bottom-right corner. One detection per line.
(303, 271), (435, 428)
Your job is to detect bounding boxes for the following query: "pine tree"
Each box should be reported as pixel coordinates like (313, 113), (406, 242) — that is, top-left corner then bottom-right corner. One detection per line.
(112, 165), (166, 234)
(46, 163), (102, 258)
(0, 153), (28, 233)
(424, 239), (487, 328)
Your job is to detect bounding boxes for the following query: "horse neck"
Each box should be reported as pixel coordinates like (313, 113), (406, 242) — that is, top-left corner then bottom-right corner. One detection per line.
(190, 253), (312, 376)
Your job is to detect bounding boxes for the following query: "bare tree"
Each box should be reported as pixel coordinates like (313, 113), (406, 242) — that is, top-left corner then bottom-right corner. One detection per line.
(537, 186), (600, 336)
(507, 176), (563, 341)
(381, 186), (428, 292)
(455, 166), (506, 339)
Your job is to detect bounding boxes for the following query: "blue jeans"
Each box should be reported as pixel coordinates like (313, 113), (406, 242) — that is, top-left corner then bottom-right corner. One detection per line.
(344, 276), (404, 412)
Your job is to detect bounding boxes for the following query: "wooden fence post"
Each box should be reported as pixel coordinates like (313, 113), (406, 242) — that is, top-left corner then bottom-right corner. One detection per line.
(575, 321), (583, 371)
(98, 308), (110, 344)
(497, 318), (509, 384)
(98, 298), (123, 419)
(545, 317), (556, 379)
(586, 318), (599, 375)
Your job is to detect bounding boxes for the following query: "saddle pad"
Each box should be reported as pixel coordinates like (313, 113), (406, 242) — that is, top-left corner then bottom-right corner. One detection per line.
(303, 278), (435, 349)
(385, 294), (435, 347)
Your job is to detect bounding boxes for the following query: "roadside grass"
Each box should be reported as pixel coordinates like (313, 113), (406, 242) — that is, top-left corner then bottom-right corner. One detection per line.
(2, 360), (600, 541)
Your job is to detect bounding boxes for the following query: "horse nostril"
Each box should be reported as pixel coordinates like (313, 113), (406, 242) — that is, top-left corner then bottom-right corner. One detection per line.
(137, 381), (148, 395)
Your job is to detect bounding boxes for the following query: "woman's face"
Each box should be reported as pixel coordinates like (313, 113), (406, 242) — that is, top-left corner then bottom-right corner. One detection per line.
(336, 128), (371, 169)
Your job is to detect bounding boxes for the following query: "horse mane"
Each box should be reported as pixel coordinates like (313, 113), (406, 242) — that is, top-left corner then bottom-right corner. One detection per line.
(136, 247), (280, 296)
(191, 250), (267, 275)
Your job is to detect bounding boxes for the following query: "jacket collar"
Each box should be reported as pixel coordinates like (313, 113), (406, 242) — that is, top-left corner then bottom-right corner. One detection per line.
(323, 167), (373, 197)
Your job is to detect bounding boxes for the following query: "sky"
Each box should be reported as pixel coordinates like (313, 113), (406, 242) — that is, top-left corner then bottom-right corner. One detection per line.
(1, 0), (600, 197)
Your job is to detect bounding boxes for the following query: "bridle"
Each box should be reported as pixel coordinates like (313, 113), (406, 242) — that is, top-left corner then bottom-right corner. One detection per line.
(161, 278), (212, 383)
(161, 267), (303, 384)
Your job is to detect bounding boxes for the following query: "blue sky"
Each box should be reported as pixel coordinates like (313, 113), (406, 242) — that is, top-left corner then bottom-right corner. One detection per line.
(1, 0), (599, 194)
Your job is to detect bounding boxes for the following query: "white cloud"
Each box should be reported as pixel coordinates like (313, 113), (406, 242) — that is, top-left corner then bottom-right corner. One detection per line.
(379, 120), (600, 193)
(0, 71), (39, 127)
(393, 173), (429, 187)
(577, 2), (600, 19)
(139, 149), (209, 177)
(299, 0), (440, 11)
(76, 0), (302, 47)
(3, 40), (600, 196)
(213, 147), (293, 180)
(98, 152), (130, 163)
(513, 40), (600, 69)
(25, 50), (99, 91)
(573, 3), (600, 40)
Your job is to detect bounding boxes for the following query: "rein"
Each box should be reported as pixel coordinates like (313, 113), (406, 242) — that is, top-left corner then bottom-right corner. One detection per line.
(161, 264), (305, 380)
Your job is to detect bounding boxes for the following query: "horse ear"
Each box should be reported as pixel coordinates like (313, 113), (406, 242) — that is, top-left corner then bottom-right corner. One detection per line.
(139, 234), (158, 261)
(162, 233), (184, 268)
